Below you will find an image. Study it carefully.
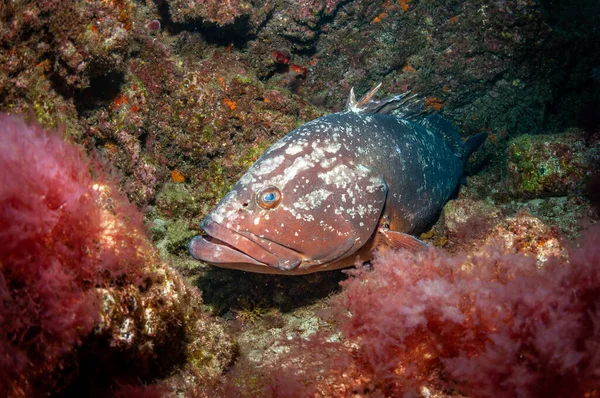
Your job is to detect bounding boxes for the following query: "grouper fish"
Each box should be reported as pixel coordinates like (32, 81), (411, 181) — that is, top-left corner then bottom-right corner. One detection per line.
(190, 84), (486, 275)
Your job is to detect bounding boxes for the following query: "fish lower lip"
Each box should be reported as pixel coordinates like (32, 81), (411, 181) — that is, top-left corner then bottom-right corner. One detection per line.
(194, 219), (302, 270)
(237, 231), (303, 271)
(189, 235), (265, 266)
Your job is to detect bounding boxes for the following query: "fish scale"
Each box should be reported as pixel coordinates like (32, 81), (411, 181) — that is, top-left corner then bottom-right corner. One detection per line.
(190, 84), (487, 274)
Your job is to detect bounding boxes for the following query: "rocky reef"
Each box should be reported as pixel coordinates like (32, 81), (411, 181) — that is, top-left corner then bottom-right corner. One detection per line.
(0, 0), (599, 396)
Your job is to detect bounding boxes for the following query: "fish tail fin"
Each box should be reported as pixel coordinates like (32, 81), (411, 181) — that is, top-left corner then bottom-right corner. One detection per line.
(422, 115), (486, 164)
(462, 132), (487, 167)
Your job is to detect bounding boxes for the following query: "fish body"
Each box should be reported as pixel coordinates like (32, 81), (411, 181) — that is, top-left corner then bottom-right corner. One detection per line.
(190, 86), (486, 274)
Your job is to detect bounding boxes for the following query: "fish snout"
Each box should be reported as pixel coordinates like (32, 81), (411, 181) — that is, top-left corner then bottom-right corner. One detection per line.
(189, 234), (265, 266)
(190, 218), (302, 272)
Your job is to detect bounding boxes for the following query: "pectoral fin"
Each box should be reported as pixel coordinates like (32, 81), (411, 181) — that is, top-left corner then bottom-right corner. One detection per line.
(378, 228), (429, 251)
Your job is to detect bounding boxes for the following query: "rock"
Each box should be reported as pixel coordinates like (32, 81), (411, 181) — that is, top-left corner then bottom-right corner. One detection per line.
(506, 130), (599, 198)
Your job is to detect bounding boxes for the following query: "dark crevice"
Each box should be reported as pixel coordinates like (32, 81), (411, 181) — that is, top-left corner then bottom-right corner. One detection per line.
(47, 70), (75, 100)
(159, 2), (256, 49)
(74, 72), (125, 115)
(261, 62), (292, 81)
(138, 130), (149, 150)
(55, 319), (188, 398)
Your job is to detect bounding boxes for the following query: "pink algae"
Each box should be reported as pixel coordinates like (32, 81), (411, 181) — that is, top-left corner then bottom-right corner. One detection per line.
(0, 114), (151, 397)
(254, 224), (600, 397)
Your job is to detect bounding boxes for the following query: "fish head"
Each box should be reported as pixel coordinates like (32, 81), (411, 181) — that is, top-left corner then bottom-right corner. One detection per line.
(190, 121), (388, 274)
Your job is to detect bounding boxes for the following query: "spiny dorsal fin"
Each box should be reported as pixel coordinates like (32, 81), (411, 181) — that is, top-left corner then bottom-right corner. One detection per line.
(345, 83), (482, 161)
(345, 87), (357, 112)
(345, 82), (426, 117)
(346, 83), (383, 112)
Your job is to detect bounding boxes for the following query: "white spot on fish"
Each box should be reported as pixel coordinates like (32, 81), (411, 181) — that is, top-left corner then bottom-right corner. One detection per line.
(320, 157), (337, 169)
(324, 141), (341, 153)
(318, 164), (359, 189)
(211, 191), (238, 224)
(254, 217), (260, 225)
(366, 176), (385, 192)
(238, 173), (252, 186)
(278, 156), (314, 187)
(285, 144), (303, 155)
(293, 189), (333, 211)
(253, 154), (285, 176)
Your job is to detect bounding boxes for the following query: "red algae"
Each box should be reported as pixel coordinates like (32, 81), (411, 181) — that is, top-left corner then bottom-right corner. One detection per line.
(0, 114), (146, 396)
(0, 115), (235, 397)
(289, 64), (308, 77)
(147, 19), (161, 31)
(234, 224), (600, 397)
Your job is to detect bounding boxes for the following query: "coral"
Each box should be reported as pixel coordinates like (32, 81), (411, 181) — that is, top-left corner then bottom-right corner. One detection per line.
(164, 218), (197, 255)
(248, 223), (600, 397)
(0, 115), (235, 397)
(438, 197), (502, 244)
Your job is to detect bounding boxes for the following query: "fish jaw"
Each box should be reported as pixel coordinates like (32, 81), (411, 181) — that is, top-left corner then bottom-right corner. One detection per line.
(189, 218), (303, 272)
(189, 235), (265, 266)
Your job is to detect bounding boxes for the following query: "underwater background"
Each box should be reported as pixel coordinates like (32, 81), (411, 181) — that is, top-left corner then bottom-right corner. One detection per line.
(0, 0), (599, 396)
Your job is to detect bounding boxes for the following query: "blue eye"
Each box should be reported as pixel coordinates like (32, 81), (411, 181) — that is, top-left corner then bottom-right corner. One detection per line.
(263, 192), (276, 202)
(257, 187), (282, 209)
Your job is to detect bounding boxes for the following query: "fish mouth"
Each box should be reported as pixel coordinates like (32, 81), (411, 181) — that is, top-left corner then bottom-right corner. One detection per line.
(189, 218), (302, 272)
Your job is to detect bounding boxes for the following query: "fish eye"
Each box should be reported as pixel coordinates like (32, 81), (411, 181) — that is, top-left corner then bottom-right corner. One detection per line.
(256, 186), (282, 209)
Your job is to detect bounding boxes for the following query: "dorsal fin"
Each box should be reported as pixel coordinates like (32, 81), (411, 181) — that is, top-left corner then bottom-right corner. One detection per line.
(345, 82), (427, 118)
(345, 83), (486, 161)
(345, 83), (383, 112)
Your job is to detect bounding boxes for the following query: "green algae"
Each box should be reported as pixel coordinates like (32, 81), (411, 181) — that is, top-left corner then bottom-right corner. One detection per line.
(166, 218), (197, 254)
(507, 132), (597, 198)
(235, 137), (274, 171)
